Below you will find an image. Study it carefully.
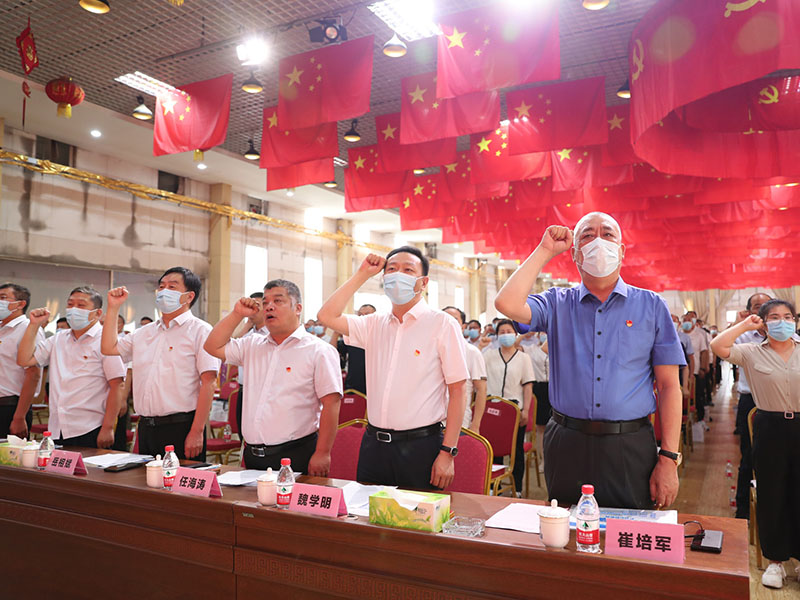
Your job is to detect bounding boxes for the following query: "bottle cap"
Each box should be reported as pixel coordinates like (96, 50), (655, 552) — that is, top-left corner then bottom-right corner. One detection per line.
(581, 484), (594, 495)
(280, 458), (291, 466)
(43, 431), (51, 437)
(165, 445), (175, 452)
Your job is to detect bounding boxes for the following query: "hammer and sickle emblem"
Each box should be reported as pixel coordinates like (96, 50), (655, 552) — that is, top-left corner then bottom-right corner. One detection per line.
(724, 0), (767, 18)
(631, 39), (644, 82)
(758, 85), (779, 104)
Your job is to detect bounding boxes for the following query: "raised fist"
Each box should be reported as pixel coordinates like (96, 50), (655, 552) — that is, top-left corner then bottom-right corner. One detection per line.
(358, 253), (386, 277)
(743, 314), (763, 330)
(107, 287), (129, 308)
(28, 307), (51, 327)
(233, 296), (261, 318)
(539, 225), (573, 256)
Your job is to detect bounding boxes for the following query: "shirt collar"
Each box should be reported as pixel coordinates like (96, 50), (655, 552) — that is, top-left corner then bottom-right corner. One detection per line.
(760, 337), (799, 346)
(578, 277), (629, 303)
(267, 324), (305, 346)
(391, 297), (430, 322)
(157, 310), (193, 330)
(1, 314), (28, 329)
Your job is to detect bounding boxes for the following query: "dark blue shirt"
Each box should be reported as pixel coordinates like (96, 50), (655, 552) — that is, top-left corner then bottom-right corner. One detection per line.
(525, 278), (686, 420)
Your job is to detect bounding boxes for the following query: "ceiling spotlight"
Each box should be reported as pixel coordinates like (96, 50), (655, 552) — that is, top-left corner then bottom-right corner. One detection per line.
(582, 0), (610, 9)
(132, 95), (153, 120)
(244, 139), (260, 161)
(236, 37), (269, 66)
(383, 32), (407, 58)
(343, 119), (361, 142)
(324, 180), (337, 188)
(784, 182), (800, 187)
(616, 79), (631, 99)
(90, 129), (102, 138)
(79, 0), (110, 14)
(413, 168), (425, 175)
(241, 71), (263, 94)
(197, 163), (208, 170)
(309, 19), (348, 44)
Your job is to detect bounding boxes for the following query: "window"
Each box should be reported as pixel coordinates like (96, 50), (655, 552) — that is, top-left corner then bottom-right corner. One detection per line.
(304, 208), (325, 231)
(726, 310), (738, 327)
(157, 170), (183, 194)
(427, 279), (439, 309)
(245, 245), (269, 296)
(454, 286), (465, 312)
(303, 256), (323, 321)
(35, 136), (73, 166)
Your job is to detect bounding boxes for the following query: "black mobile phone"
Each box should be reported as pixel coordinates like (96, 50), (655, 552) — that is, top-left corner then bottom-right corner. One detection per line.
(691, 530), (723, 553)
(104, 461), (145, 472)
(185, 462), (213, 469)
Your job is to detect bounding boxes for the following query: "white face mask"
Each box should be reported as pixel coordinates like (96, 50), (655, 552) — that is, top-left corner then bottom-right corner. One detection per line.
(578, 237), (621, 278)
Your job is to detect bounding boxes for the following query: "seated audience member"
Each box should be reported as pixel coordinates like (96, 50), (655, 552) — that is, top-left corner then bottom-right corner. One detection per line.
(443, 306), (488, 431)
(710, 301), (800, 590)
(17, 287), (125, 449)
(204, 280), (342, 474)
(101, 267), (220, 461)
(0, 283), (43, 438)
(318, 248), (468, 490)
(331, 303), (376, 396)
(484, 319), (534, 496)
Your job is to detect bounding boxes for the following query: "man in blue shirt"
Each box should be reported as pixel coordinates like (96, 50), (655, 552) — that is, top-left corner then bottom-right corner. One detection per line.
(495, 212), (685, 509)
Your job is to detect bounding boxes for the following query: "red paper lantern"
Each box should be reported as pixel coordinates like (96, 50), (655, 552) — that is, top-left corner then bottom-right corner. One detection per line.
(45, 76), (85, 118)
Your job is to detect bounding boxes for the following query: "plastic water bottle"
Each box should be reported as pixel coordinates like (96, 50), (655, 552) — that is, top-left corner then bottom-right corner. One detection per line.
(729, 485), (736, 509)
(725, 460), (733, 478)
(223, 424), (232, 442)
(576, 484), (602, 554)
(276, 457), (295, 509)
(162, 445), (179, 490)
(37, 431), (54, 469)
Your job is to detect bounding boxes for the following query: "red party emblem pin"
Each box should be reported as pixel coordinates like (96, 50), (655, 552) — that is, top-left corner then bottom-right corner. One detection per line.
(626, 320), (633, 327)
(286, 367), (292, 373)
(414, 349), (421, 356)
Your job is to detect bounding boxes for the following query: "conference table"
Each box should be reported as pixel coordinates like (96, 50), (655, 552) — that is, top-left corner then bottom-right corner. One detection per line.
(0, 449), (749, 599)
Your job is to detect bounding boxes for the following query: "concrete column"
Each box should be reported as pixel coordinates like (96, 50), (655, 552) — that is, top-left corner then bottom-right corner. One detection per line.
(336, 219), (354, 314)
(469, 258), (481, 320)
(794, 285), (800, 312)
(707, 289), (717, 327)
(207, 183), (232, 324)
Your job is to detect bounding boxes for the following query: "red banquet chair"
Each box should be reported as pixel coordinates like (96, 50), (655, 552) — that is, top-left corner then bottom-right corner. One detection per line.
(445, 428), (493, 495)
(338, 389), (367, 425)
(328, 418), (366, 481)
(522, 394), (542, 497)
(207, 388), (242, 464)
(210, 380), (240, 432)
(478, 397), (520, 496)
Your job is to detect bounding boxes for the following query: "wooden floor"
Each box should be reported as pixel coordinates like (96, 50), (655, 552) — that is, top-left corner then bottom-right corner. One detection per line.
(522, 364), (799, 598)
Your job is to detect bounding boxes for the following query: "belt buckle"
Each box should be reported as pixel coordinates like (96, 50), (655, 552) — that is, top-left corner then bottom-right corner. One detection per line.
(251, 446), (266, 457)
(376, 431), (392, 443)
(785, 411), (795, 420)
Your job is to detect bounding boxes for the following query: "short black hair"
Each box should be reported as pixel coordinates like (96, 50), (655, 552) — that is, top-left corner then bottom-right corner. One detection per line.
(495, 318), (518, 334)
(466, 319), (481, 329)
(758, 299), (797, 321)
(360, 303), (376, 311)
(69, 286), (103, 309)
(264, 279), (302, 305)
(159, 266), (201, 308)
(140, 316), (153, 324)
(0, 283), (31, 314)
(117, 314), (125, 324)
(249, 292), (264, 299)
(746, 292), (772, 311)
(56, 317), (67, 325)
(385, 245), (429, 276)
(685, 310), (697, 318)
(442, 306), (466, 324)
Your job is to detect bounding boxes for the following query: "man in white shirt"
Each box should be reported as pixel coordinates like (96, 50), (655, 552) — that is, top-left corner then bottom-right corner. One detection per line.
(17, 287), (125, 448)
(443, 306), (487, 431)
(0, 283), (43, 438)
(681, 312), (710, 423)
(205, 279), (342, 474)
(114, 313), (132, 451)
(318, 247), (469, 490)
(101, 267), (221, 460)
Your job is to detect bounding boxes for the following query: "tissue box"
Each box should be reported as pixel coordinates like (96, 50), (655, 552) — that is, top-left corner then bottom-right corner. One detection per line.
(369, 489), (451, 533)
(0, 443), (22, 466)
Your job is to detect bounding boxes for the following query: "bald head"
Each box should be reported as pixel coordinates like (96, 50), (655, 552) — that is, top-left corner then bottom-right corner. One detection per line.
(573, 212), (622, 246)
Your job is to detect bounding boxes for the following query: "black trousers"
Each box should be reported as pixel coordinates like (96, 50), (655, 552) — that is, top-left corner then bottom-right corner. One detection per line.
(543, 418), (658, 509)
(752, 411), (800, 561)
(112, 410), (129, 452)
(0, 400), (32, 438)
(357, 428), (443, 490)
(694, 374), (708, 422)
(734, 392), (756, 519)
(137, 415), (206, 461)
(242, 432), (318, 473)
(533, 381), (552, 426)
(56, 426), (102, 448)
(235, 386), (243, 437)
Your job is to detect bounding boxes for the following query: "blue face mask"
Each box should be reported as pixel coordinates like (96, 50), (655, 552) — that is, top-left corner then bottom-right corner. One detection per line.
(539, 333), (547, 343)
(383, 272), (420, 306)
(767, 320), (795, 342)
(305, 326), (313, 333)
(156, 289), (187, 314)
(466, 329), (480, 340)
(65, 307), (97, 331)
(0, 300), (15, 321)
(681, 322), (692, 332)
(498, 333), (516, 348)
(313, 325), (325, 335)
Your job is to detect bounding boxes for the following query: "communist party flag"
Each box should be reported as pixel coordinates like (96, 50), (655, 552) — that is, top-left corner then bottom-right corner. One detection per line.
(259, 106), (338, 168)
(436, 3), (559, 98)
(266, 159), (333, 191)
(441, 152), (509, 201)
(344, 145), (411, 212)
(470, 124), (551, 184)
(601, 105), (637, 166)
(549, 147), (632, 191)
(154, 73), (233, 157)
(507, 77), (607, 154)
(375, 113), (457, 172)
(277, 36), (373, 130)
(399, 71), (500, 144)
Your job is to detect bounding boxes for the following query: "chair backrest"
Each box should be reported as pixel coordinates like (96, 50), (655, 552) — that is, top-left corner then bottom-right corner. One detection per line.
(219, 363), (233, 385)
(747, 406), (756, 444)
(446, 428), (493, 495)
(479, 396), (520, 458)
(329, 418), (367, 481)
(227, 388), (240, 435)
(219, 380), (239, 401)
(339, 389), (367, 424)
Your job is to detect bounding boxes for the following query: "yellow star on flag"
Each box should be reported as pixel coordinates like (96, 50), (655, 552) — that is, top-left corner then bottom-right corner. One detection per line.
(414, 184), (424, 195)
(557, 148), (573, 161)
(474, 49), (482, 57)
(409, 84), (427, 104)
(477, 137), (492, 153)
(403, 198), (410, 208)
(432, 101), (440, 109)
(514, 100), (533, 119)
(267, 113), (278, 128)
(445, 26), (466, 49)
(178, 114), (184, 121)
(162, 97), (177, 116)
(444, 163), (458, 173)
(354, 155), (366, 169)
(608, 114), (624, 130)
(286, 66), (303, 87)
(381, 123), (397, 140)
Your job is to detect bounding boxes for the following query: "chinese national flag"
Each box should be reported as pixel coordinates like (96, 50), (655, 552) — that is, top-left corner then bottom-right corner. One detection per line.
(277, 36), (374, 130)
(154, 73), (233, 156)
(549, 147), (632, 191)
(344, 145), (411, 212)
(399, 71), (500, 144)
(601, 105), (637, 166)
(375, 113), (457, 172)
(470, 124), (551, 184)
(400, 174), (456, 230)
(441, 152), (509, 201)
(507, 77), (607, 154)
(436, 3), (559, 98)
(259, 106), (338, 168)
(266, 159), (333, 191)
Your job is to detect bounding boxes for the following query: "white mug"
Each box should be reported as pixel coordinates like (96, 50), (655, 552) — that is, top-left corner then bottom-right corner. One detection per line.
(22, 446), (38, 468)
(257, 472), (278, 506)
(146, 462), (163, 488)
(538, 499), (571, 549)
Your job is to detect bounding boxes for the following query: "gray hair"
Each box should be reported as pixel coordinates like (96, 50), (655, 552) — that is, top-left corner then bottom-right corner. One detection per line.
(264, 279), (302, 306)
(69, 286), (103, 309)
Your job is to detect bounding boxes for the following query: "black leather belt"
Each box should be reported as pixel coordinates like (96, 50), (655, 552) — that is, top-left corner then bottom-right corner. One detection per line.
(0, 395), (19, 407)
(551, 409), (649, 435)
(757, 409), (799, 420)
(247, 431), (317, 457)
(366, 422), (443, 443)
(138, 411), (196, 426)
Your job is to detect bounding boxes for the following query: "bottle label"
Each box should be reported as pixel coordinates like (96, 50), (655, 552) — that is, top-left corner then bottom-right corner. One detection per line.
(163, 467), (177, 488)
(37, 454), (50, 468)
(577, 519), (600, 545)
(277, 484), (293, 506)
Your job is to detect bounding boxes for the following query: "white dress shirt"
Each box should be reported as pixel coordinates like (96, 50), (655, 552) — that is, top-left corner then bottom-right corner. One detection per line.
(236, 326), (268, 385)
(686, 327), (710, 375)
(344, 299), (469, 430)
(484, 348), (535, 405)
(225, 325), (342, 445)
(734, 329), (764, 394)
(0, 315), (43, 397)
(117, 311), (220, 417)
(524, 343), (550, 382)
(34, 323), (126, 439)
(462, 341), (487, 428)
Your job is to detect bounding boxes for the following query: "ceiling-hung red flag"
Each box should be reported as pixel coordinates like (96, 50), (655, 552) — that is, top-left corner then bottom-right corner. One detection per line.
(507, 77), (607, 154)
(441, 151), (508, 201)
(266, 158), (333, 191)
(259, 106), (338, 168)
(344, 145), (411, 212)
(154, 73), (233, 157)
(399, 71), (500, 144)
(278, 36), (374, 130)
(375, 113), (457, 172)
(549, 146), (632, 192)
(693, 179), (771, 205)
(436, 3), (559, 98)
(399, 174), (456, 231)
(616, 162), (704, 197)
(581, 186), (649, 213)
(601, 105), (637, 167)
(470, 124), (551, 184)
